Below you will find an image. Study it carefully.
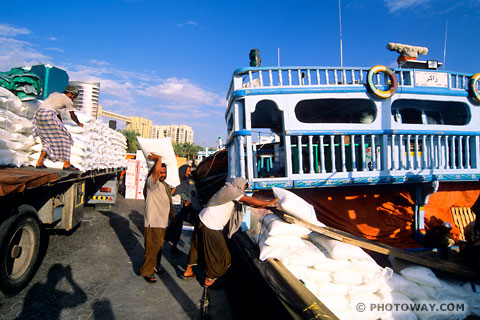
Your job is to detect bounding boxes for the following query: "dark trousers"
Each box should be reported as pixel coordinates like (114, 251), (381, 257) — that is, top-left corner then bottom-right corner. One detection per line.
(187, 221), (231, 280)
(140, 227), (166, 277)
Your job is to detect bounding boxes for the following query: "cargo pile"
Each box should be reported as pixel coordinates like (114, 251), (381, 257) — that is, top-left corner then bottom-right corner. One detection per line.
(255, 187), (480, 320)
(0, 86), (127, 171)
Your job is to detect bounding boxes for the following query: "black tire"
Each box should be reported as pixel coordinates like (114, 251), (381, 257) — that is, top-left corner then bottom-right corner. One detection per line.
(0, 205), (41, 295)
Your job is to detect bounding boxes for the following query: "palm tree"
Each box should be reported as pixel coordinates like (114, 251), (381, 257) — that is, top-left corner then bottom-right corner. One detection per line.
(122, 129), (140, 153)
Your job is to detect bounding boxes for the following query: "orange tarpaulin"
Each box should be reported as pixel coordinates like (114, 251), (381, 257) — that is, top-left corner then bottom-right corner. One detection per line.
(292, 182), (480, 249)
(425, 182), (480, 242)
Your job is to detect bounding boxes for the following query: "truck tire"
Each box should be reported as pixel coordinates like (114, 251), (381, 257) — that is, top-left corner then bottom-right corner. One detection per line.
(0, 205), (41, 295)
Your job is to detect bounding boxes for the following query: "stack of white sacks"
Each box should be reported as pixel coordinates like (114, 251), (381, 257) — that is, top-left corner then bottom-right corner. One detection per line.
(0, 86), (127, 171)
(256, 187), (480, 320)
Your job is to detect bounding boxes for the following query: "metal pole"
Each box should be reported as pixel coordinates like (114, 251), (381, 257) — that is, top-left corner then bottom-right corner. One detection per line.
(443, 20), (448, 70)
(278, 48), (280, 67)
(338, 0), (343, 67)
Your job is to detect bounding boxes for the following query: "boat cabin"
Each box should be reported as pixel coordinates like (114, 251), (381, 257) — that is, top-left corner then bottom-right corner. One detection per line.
(225, 64), (480, 191)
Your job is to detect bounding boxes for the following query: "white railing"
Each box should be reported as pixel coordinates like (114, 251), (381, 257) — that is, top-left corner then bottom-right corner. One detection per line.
(235, 132), (480, 183)
(227, 67), (472, 97)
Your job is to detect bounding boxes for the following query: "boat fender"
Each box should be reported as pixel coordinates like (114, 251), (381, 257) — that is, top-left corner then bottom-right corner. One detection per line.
(469, 73), (480, 102)
(367, 65), (398, 98)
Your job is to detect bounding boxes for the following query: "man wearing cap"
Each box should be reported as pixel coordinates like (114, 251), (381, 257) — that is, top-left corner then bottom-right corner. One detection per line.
(32, 85), (84, 170)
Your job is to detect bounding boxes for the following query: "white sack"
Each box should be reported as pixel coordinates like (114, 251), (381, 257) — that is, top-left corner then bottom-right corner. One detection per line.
(260, 213), (311, 237)
(272, 187), (323, 226)
(137, 137), (180, 187)
(400, 266), (441, 288)
(309, 232), (373, 260)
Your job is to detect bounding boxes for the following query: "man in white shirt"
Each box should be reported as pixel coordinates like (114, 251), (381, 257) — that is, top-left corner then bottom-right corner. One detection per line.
(32, 85), (84, 170)
(182, 177), (277, 287)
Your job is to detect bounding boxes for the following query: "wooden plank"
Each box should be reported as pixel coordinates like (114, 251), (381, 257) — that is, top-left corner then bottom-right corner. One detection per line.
(266, 259), (339, 320)
(271, 208), (477, 280)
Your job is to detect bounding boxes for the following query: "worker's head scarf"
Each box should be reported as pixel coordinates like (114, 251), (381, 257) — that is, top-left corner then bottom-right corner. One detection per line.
(207, 177), (247, 207)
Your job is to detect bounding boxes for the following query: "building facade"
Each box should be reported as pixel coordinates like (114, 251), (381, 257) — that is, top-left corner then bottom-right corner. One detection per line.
(69, 81), (100, 119)
(151, 124), (193, 143)
(126, 116), (152, 138)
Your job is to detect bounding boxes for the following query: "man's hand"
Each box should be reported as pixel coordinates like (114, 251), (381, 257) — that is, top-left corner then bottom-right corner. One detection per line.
(148, 153), (161, 161)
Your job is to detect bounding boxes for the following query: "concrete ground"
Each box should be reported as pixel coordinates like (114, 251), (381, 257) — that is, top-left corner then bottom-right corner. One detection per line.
(0, 195), (234, 320)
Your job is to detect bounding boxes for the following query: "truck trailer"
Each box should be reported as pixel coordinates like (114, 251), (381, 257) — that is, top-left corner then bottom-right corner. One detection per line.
(0, 166), (121, 295)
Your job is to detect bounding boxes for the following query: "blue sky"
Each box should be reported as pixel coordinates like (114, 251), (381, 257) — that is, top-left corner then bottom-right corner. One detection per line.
(1, 0), (479, 147)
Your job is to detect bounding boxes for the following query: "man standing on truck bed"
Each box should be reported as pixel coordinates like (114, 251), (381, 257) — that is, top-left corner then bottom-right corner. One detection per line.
(32, 85), (84, 171)
(140, 153), (175, 283)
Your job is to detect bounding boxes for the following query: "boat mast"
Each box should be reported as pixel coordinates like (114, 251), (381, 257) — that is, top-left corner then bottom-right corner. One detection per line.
(338, 0), (343, 67)
(443, 20), (448, 70)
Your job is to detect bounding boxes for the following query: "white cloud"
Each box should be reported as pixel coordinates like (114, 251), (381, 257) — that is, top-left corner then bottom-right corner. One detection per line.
(177, 21), (199, 27)
(0, 37), (50, 70)
(140, 78), (224, 106)
(0, 24), (31, 37)
(384, 0), (432, 13)
(45, 47), (64, 52)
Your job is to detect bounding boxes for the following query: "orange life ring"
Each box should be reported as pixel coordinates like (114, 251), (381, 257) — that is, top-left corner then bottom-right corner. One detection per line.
(367, 65), (398, 98)
(469, 73), (480, 102)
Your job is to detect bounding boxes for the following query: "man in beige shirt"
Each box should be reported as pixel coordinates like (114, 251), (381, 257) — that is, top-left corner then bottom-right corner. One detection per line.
(140, 153), (175, 283)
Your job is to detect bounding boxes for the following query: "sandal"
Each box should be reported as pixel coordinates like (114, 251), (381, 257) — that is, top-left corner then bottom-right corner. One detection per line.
(154, 267), (165, 275)
(181, 273), (196, 280)
(204, 277), (215, 287)
(143, 274), (156, 283)
(35, 164), (47, 169)
(63, 165), (79, 171)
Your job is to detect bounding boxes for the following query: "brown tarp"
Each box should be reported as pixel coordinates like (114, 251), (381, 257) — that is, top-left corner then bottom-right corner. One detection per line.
(293, 182), (480, 249)
(0, 168), (59, 196)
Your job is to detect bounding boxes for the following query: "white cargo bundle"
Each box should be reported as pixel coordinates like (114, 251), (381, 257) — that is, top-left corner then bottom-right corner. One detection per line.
(0, 89), (127, 170)
(255, 187), (480, 319)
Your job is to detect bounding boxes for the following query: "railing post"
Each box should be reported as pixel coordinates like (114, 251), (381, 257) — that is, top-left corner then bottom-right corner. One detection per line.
(258, 71), (264, 87)
(381, 134), (388, 172)
(399, 134), (404, 170)
(444, 136), (449, 169)
(370, 135), (376, 171)
(341, 135), (346, 172)
(406, 135), (412, 170)
(465, 136), (471, 169)
(268, 70), (273, 86)
(297, 136), (303, 174)
(459, 136), (464, 169)
(308, 135), (314, 173)
(330, 135), (336, 172)
(422, 135), (427, 169)
(451, 136), (456, 169)
(319, 135), (326, 173)
(361, 135), (366, 171)
(351, 135), (357, 172)
(278, 70), (283, 86)
(390, 134), (396, 170)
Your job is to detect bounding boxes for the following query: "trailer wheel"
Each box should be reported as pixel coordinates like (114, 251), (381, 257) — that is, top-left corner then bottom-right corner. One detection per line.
(0, 206), (41, 295)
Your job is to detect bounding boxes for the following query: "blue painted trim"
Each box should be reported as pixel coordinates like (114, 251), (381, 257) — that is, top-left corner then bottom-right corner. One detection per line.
(232, 87), (367, 99)
(251, 173), (479, 190)
(233, 130), (251, 137)
(397, 87), (468, 97)
(285, 129), (480, 136)
(232, 86), (469, 99)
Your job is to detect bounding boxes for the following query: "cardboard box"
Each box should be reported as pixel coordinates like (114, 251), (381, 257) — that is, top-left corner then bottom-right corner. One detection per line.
(137, 173), (148, 187)
(126, 159), (137, 173)
(125, 172), (137, 186)
(125, 185), (137, 199)
(136, 187), (145, 200)
(137, 160), (149, 174)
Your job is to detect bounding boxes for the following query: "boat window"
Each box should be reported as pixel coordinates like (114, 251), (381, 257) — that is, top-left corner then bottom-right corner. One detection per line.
(391, 99), (469, 125)
(294, 99), (377, 123)
(251, 100), (286, 178)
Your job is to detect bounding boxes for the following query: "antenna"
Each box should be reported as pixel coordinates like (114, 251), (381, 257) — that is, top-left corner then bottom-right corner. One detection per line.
(443, 20), (448, 70)
(278, 48), (280, 67)
(338, 0), (343, 67)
